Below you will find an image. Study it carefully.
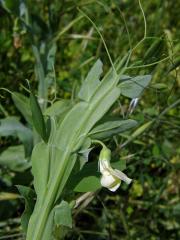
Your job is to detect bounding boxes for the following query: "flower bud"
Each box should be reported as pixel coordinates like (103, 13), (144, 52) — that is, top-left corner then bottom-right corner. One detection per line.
(99, 146), (111, 162)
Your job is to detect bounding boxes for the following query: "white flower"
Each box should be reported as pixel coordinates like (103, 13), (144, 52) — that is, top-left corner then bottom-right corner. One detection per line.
(99, 146), (132, 192)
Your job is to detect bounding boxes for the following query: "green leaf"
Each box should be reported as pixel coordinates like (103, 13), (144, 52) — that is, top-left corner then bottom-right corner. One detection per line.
(68, 161), (101, 192)
(44, 43), (57, 86)
(0, 117), (33, 156)
(31, 142), (50, 205)
(1, 0), (20, 15)
(78, 59), (103, 101)
(46, 43), (57, 72)
(89, 119), (137, 139)
(12, 92), (32, 124)
(0, 145), (30, 171)
(17, 185), (36, 233)
(44, 100), (73, 118)
(32, 45), (48, 110)
(54, 200), (72, 228)
(45, 116), (51, 141)
(119, 75), (152, 98)
(41, 209), (55, 240)
(74, 175), (101, 192)
(151, 83), (167, 89)
(30, 92), (47, 142)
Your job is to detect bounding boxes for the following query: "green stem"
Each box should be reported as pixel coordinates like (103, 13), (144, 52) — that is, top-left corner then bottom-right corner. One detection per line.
(91, 139), (106, 148)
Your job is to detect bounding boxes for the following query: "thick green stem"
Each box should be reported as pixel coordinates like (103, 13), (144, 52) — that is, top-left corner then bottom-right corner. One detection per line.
(26, 149), (73, 240)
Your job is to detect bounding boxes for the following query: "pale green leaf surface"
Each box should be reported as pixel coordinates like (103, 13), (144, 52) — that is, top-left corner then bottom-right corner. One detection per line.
(0, 117), (33, 156)
(54, 102), (88, 151)
(31, 142), (50, 204)
(89, 119), (137, 139)
(74, 175), (101, 192)
(0, 145), (30, 171)
(44, 43), (57, 87)
(12, 92), (32, 124)
(46, 43), (57, 72)
(44, 100), (72, 118)
(41, 209), (55, 240)
(54, 200), (72, 228)
(77, 87), (120, 146)
(78, 59), (102, 101)
(119, 75), (152, 98)
(32, 45), (46, 99)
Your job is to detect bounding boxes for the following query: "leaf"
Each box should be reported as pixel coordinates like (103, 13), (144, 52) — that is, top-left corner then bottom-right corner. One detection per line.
(45, 116), (51, 140)
(17, 185), (36, 233)
(119, 75), (152, 98)
(31, 142), (50, 205)
(12, 92), (32, 124)
(1, 0), (20, 15)
(78, 147), (93, 163)
(0, 117), (33, 156)
(46, 43), (57, 72)
(68, 161), (101, 192)
(54, 200), (72, 228)
(78, 59), (103, 101)
(89, 119), (138, 139)
(30, 92), (47, 142)
(41, 209), (55, 240)
(32, 45), (48, 108)
(74, 175), (101, 192)
(131, 121), (153, 138)
(44, 43), (57, 88)
(0, 145), (30, 171)
(44, 100), (73, 118)
(151, 83), (167, 89)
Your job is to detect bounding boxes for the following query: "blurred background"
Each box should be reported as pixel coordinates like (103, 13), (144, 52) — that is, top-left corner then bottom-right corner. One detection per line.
(0, 0), (179, 239)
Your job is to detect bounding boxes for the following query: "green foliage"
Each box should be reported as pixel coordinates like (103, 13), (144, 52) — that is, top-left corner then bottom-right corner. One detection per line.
(0, 145), (29, 171)
(0, 117), (33, 156)
(11, 92), (32, 124)
(54, 201), (72, 228)
(0, 0), (179, 239)
(119, 75), (152, 98)
(78, 59), (103, 101)
(89, 119), (137, 140)
(30, 93), (48, 142)
(16, 185), (36, 232)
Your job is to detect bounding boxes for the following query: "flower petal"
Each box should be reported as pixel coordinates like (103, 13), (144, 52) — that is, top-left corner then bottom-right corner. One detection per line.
(99, 158), (111, 173)
(109, 183), (121, 192)
(110, 168), (132, 185)
(100, 174), (121, 192)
